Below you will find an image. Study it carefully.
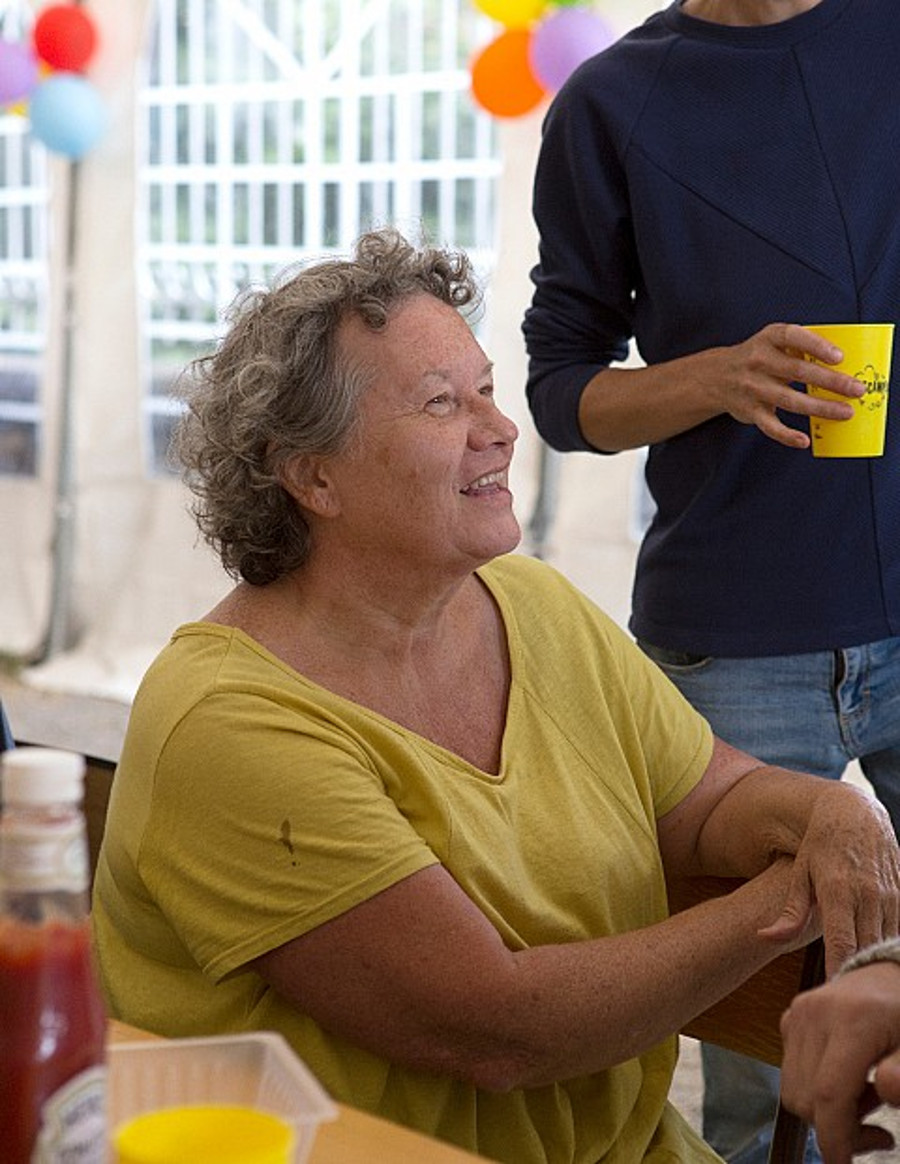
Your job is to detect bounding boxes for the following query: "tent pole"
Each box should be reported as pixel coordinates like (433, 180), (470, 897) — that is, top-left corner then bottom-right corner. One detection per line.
(34, 158), (80, 664)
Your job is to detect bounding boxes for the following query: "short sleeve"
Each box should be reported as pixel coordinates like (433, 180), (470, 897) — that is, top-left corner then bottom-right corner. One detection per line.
(140, 691), (439, 981)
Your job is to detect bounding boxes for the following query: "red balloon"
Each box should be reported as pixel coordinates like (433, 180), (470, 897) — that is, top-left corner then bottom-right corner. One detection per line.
(33, 5), (98, 72)
(471, 30), (546, 119)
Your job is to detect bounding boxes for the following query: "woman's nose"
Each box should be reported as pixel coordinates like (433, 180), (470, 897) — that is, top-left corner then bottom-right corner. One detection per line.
(471, 400), (518, 448)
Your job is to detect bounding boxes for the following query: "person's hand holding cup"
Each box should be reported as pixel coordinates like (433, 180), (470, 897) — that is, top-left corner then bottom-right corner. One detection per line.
(802, 323), (894, 457)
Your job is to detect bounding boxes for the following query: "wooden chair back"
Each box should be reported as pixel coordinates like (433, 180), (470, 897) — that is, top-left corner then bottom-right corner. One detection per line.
(81, 752), (117, 887)
(676, 876), (825, 1164)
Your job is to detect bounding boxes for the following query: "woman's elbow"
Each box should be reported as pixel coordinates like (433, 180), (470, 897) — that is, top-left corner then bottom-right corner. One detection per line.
(406, 1030), (547, 1093)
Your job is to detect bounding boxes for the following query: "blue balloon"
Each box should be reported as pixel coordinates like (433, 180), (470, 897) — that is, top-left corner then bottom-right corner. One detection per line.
(29, 73), (107, 160)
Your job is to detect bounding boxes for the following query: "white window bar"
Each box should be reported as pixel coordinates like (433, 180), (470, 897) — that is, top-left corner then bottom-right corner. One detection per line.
(139, 0), (500, 474)
(0, 2), (49, 478)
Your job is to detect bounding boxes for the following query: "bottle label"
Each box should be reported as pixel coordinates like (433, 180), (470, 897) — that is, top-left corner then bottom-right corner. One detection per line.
(0, 820), (89, 893)
(32, 1065), (107, 1164)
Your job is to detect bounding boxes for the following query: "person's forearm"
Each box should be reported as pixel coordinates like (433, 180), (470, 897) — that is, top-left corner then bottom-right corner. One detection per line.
(691, 765), (899, 975)
(693, 765), (875, 878)
(576, 322), (864, 452)
(257, 859), (808, 1093)
(692, 764), (827, 876)
(577, 353), (725, 451)
(492, 860), (806, 1088)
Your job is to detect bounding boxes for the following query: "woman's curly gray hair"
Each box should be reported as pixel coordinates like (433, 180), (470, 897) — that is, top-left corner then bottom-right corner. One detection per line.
(171, 228), (481, 585)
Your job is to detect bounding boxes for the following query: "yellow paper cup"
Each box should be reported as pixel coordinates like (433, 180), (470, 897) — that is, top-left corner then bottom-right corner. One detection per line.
(803, 323), (894, 457)
(114, 1105), (295, 1164)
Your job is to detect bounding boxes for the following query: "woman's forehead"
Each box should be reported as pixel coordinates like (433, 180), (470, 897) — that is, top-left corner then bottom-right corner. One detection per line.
(341, 295), (479, 372)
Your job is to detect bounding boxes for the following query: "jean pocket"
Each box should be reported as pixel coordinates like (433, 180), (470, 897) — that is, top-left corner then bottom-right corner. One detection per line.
(636, 639), (713, 672)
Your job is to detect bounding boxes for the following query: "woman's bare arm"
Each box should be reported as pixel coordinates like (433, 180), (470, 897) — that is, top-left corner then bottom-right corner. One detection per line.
(252, 739), (898, 1091)
(657, 737), (900, 973)
(252, 857), (808, 1091)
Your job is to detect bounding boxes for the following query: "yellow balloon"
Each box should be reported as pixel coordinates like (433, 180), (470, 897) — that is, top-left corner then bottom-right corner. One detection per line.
(474, 0), (548, 29)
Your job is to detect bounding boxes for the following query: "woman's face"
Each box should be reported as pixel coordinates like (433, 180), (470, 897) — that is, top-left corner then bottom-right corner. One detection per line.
(323, 293), (520, 577)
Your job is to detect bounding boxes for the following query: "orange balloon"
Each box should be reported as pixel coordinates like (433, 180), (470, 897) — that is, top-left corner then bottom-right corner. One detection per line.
(470, 29), (546, 119)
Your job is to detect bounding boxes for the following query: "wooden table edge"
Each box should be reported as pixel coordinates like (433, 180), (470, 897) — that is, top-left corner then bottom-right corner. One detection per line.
(106, 1020), (489, 1163)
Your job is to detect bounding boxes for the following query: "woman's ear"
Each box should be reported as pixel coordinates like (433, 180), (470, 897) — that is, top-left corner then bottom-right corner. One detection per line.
(278, 455), (341, 517)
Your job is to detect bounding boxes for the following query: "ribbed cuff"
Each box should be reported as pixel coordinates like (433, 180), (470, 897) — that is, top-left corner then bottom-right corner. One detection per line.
(837, 937), (900, 977)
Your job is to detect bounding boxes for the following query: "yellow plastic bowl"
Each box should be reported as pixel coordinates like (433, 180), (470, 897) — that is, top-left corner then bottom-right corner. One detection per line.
(113, 1105), (295, 1164)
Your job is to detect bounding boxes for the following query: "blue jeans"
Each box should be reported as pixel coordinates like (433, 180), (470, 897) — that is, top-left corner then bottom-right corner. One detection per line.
(0, 700), (12, 751)
(638, 637), (900, 1164)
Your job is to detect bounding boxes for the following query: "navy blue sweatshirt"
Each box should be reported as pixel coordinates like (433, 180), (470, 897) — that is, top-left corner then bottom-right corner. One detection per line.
(523, 0), (900, 656)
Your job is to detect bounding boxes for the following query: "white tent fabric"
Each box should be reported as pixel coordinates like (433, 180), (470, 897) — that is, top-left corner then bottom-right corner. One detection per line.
(7, 16), (547, 701)
(3, 0), (226, 696)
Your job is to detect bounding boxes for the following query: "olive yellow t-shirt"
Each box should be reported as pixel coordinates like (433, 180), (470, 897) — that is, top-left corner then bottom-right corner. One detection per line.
(92, 553), (717, 1164)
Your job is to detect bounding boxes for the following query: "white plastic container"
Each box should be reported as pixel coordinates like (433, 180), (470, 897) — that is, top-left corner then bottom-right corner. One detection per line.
(108, 1033), (337, 1164)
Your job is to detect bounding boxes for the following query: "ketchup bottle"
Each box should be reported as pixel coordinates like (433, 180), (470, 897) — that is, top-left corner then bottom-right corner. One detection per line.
(0, 747), (108, 1163)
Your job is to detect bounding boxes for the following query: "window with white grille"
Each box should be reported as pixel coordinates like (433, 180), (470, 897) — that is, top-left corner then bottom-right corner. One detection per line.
(140, 0), (501, 473)
(0, 7), (48, 478)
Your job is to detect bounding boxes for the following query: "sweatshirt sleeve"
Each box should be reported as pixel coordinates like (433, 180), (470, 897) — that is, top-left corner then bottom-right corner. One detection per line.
(522, 68), (636, 453)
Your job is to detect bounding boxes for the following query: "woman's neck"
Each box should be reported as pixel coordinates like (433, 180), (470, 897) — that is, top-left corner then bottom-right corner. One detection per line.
(681, 0), (822, 25)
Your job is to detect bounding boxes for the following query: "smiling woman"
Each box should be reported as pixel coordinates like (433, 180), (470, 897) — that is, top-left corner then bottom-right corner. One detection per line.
(298, 295), (520, 581)
(91, 228), (900, 1164)
(170, 229), (502, 585)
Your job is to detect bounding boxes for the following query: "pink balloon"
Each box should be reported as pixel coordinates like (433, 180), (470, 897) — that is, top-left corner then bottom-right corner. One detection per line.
(529, 9), (614, 93)
(0, 40), (39, 105)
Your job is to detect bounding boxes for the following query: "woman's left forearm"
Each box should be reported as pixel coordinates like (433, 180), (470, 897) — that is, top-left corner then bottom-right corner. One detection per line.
(694, 764), (840, 875)
(697, 765), (900, 972)
(658, 739), (824, 882)
(697, 764), (893, 871)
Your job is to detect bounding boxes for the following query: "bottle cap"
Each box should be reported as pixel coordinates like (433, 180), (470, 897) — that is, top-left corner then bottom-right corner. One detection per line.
(1, 747), (86, 805)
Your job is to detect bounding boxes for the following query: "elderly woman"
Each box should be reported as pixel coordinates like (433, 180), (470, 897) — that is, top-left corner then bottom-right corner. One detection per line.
(92, 229), (900, 1164)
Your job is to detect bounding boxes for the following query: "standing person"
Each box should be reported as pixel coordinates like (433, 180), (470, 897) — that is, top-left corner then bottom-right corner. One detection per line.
(0, 701), (13, 751)
(90, 228), (900, 1164)
(522, 1), (900, 1162)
